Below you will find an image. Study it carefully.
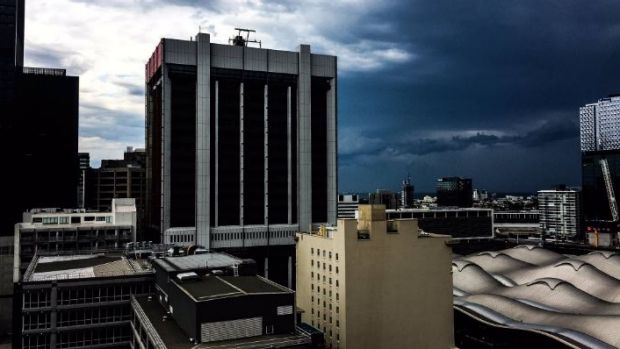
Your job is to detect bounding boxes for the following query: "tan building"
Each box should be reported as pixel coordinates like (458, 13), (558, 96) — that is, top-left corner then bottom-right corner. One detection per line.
(296, 205), (455, 349)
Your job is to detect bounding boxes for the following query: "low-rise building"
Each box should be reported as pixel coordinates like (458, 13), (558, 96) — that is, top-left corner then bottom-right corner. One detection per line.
(386, 207), (494, 239)
(296, 205), (455, 349)
(14, 198), (137, 278)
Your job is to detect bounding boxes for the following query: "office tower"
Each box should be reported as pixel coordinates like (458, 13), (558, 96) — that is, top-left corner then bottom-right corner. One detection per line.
(145, 31), (337, 286)
(538, 186), (581, 239)
(368, 189), (399, 210)
(15, 252), (153, 349)
(386, 207), (493, 239)
(14, 198), (137, 277)
(436, 177), (473, 208)
(580, 96), (620, 240)
(337, 194), (361, 219)
(296, 205), (455, 349)
(400, 176), (414, 208)
(0, 0), (79, 236)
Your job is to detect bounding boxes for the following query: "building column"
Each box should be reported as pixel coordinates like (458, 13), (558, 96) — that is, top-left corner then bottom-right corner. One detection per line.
(264, 257), (269, 279)
(326, 72), (338, 226)
(162, 64), (172, 238)
(287, 86), (293, 224)
(297, 44), (312, 232)
(195, 33), (211, 248)
(240, 82), (245, 226)
(287, 255), (292, 289)
(264, 84), (269, 225)
(214, 80), (219, 227)
(50, 284), (58, 349)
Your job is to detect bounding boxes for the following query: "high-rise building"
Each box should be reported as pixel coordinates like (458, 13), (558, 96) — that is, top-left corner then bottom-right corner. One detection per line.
(436, 177), (473, 208)
(145, 31), (337, 287)
(580, 96), (620, 238)
(538, 186), (581, 239)
(296, 205), (455, 349)
(400, 176), (414, 208)
(0, 0), (79, 236)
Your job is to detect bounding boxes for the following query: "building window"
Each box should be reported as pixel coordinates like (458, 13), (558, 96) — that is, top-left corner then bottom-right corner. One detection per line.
(336, 320), (340, 327)
(336, 280), (339, 287)
(311, 284), (314, 290)
(329, 265), (332, 272)
(336, 293), (339, 300)
(336, 266), (339, 274)
(329, 251), (332, 259)
(323, 250), (326, 257)
(336, 253), (339, 261)
(329, 278), (332, 284)
(336, 306), (339, 313)
(311, 260), (314, 267)
(58, 217), (69, 224)
(311, 248), (314, 255)
(311, 308), (314, 314)
(311, 272), (314, 278)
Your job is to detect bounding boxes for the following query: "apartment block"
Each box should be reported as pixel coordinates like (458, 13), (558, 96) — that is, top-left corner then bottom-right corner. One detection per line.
(296, 205), (455, 349)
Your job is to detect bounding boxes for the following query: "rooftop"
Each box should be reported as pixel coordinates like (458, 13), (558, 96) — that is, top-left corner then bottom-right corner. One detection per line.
(153, 252), (245, 272)
(176, 275), (291, 301)
(133, 296), (311, 349)
(24, 254), (152, 282)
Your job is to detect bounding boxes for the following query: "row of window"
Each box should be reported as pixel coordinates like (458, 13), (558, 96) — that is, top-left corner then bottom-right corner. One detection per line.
(311, 260), (339, 274)
(310, 247), (338, 261)
(311, 272), (339, 287)
(31, 215), (112, 225)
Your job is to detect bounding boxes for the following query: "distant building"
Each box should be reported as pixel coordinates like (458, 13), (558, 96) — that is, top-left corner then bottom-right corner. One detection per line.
(400, 176), (414, 208)
(337, 194), (362, 219)
(369, 189), (399, 210)
(15, 252), (153, 349)
(436, 177), (473, 208)
(296, 205), (455, 349)
(472, 189), (488, 202)
(580, 96), (620, 238)
(87, 147), (146, 236)
(14, 198), (137, 277)
(386, 207), (494, 239)
(493, 211), (541, 237)
(538, 187), (581, 239)
(77, 152), (90, 208)
(0, 0), (79, 237)
(132, 253), (321, 348)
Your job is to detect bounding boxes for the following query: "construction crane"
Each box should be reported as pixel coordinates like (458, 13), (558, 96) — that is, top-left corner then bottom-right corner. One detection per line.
(599, 158), (619, 222)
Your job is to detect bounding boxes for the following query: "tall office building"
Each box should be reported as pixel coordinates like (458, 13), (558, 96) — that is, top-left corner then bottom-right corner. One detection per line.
(538, 186), (581, 239)
(400, 176), (414, 208)
(0, 0), (79, 236)
(145, 31), (337, 286)
(436, 177), (473, 208)
(296, 205), (455, 349)
(580, 96), (620, 237)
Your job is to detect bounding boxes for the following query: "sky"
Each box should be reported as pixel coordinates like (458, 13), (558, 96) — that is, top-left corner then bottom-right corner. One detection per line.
(23, 0), (620, 193)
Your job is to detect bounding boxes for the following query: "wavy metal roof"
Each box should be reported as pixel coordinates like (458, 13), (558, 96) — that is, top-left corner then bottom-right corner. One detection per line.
(453, 245), (620, 348)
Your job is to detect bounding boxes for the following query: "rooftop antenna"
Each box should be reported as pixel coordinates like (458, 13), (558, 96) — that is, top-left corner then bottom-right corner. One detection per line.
(229, 28), (262, 48)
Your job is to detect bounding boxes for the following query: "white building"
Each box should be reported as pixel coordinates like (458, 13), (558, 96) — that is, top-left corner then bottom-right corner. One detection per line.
(538, 189), (581, 238)
(580, 95), (620, 152)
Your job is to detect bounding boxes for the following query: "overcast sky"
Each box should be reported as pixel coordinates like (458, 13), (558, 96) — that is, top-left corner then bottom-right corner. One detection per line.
(24, 0), (620, 193)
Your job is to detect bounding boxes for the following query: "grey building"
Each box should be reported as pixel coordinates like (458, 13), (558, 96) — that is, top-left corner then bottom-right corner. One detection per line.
(538, 187), (581, 239)
(580, 95), (620, 152)
(369, 189), (399, 210)
(436, 177), (473, 208)
(144, 31), (337, 287)
(400, 176), (414, 208)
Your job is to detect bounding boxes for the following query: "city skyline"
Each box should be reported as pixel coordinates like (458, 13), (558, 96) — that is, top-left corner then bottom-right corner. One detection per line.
(22, 0), (620, 192)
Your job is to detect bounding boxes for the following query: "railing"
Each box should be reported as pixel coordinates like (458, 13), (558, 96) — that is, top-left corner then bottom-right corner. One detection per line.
(22, 66), (66, 76)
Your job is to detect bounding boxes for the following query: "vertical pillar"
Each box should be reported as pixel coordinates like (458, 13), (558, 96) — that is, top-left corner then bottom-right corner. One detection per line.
(162, 64), (172, 237)
(195, 33), (211, 248)
(287, 86), (293, 224)
(240, 82), (245, 226)
(264, 84), (269, 225)
(287, 255), (292, 289)
(264, 257), (269, 279)
(298, 45), (312, 232)
(326, 61), (338, 225)
(214, 80), (219, 227)
(50, 284), (57, 349)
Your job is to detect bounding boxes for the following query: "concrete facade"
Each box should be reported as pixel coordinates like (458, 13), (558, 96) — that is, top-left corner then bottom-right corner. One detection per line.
(296, 205), (455, 349)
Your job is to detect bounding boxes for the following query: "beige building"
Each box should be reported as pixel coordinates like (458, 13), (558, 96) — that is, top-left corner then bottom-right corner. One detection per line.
(296, 205), (455, 349)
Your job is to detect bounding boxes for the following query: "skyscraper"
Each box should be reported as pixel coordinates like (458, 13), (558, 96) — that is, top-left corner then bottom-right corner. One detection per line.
(580, 95), (620, 236)
(0, 0), (79, 236)
(436, 177), (473, 208)
(145, 31), (337, 286)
